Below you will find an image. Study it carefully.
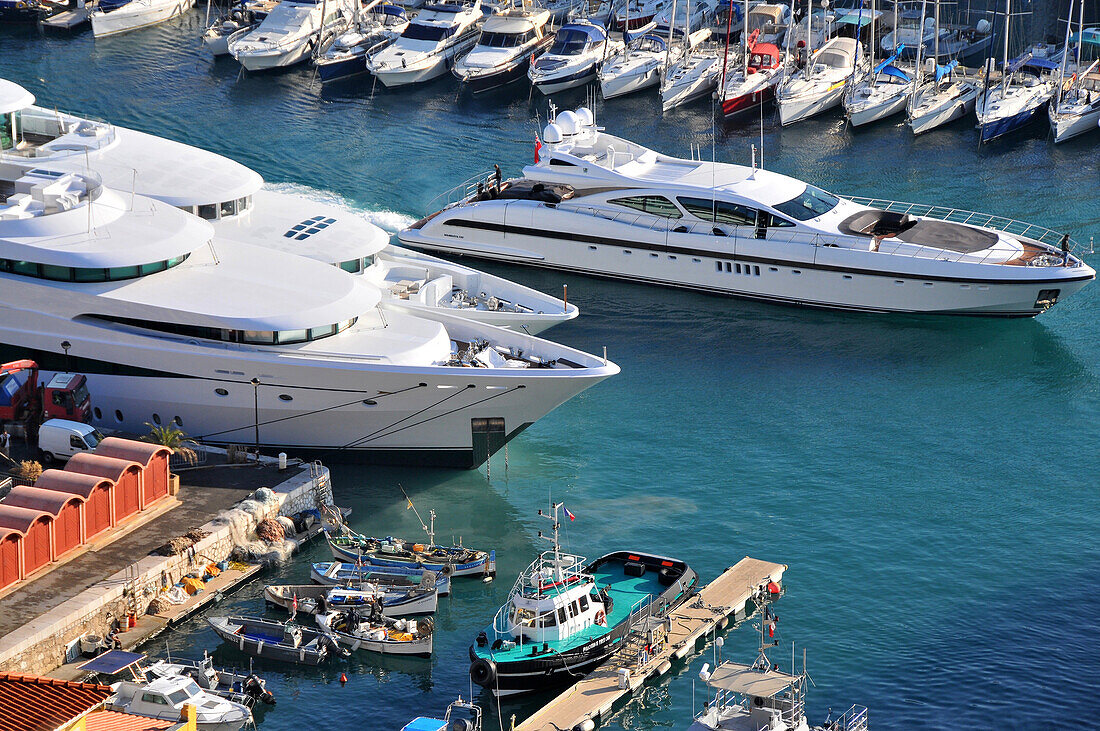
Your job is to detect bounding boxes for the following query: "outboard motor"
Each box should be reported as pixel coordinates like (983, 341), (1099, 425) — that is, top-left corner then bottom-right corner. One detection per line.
(245, 674), (276, 706)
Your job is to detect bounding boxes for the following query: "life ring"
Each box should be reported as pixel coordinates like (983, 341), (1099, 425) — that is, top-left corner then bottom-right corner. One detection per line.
(595, 610), (606, 626)
(441, 563), (453, 576)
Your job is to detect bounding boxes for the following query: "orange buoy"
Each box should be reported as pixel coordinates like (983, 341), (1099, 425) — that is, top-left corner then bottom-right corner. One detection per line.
(767, 581), (780, 595)
(340, 673), (348, 684)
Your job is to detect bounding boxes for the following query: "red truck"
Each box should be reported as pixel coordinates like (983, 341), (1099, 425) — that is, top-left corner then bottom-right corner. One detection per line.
(0, 360), (92, 427)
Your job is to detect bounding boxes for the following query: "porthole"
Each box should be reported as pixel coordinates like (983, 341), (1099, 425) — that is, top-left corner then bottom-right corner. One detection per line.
(792, 270), (801, 275)
(588, 246), (597, 251)
(692, 258), (701, 263)
(278, 394), (293, 401)
(362, 399), (377, 406)
(152, 413), (161, 425)
(114, 410), (123, 423)
(923, 282), (933, 287)
(623, 250), (632, 255)
(215, 388), (229, 396)
(895, 280), (904, 285)
(769, 267), (778, 272)
(843, 275), (853, 280)
(173, 416), (183, 427)
(94, 407), (102, 420)
(650, 253), (658, 258)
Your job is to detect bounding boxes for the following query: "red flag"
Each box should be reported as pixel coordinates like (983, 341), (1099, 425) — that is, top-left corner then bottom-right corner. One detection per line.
(535, 136), (543, 164)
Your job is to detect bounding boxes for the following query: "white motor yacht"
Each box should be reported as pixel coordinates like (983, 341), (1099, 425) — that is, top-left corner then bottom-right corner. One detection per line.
(907, 60), (979, 134)
(743, 2), (789, 46)
(614, 0), (666, 31)
(315, 1), (410, 83)
(453, 3), (553, 93)
(529, 20), (621, 94)
(777, 36), (864, 125)
(0, 82), (611, 466)
(228, 0), (351, 71)
(90, 0), (194, 37)
(399, 105), (1094, 317)
(201, 0), (279, 56)
(367, 0), (484, 87)
(108, 675), (251, 731)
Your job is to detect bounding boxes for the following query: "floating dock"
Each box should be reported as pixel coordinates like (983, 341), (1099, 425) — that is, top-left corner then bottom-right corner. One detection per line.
(40, 7), (90, 28)
(514, 556), (787, 731)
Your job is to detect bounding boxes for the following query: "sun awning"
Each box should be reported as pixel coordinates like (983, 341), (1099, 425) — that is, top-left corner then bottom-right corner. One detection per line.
(78, 649), (146, 675)
(706, 662), (798, 699)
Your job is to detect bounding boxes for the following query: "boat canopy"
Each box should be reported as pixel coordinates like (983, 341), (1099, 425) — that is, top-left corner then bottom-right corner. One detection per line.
(0, 78), (34, 117)
(378, 3), (406, 15)
(836, 11), (875, 27)
(705, 662), (798, 699)
(633, 32), (667, 50)
(1068, 28), (1100, 47)
(1007, 53), (1059, 73)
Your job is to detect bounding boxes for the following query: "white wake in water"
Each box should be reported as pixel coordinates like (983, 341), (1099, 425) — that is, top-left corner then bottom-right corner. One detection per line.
(263, 182), (416, 233)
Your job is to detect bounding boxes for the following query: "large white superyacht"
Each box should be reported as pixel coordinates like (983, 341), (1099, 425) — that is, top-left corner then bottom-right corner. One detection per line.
(0, 78), (577, 334)
(0, 91), (614, 467)
(399, 106), (1094, 317)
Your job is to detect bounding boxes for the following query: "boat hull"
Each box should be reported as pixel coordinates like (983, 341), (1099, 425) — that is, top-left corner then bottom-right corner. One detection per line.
(721, 81), (777, 117)
(208, 616), (331, 665)
(329, 541), (495, 577)
(234, 41), (313, 70)
(318, 52), (368, 83)
(908, 85), (977, 135)
(600, 64), (661, 99)
(316, 612), (433, 657)
(264, 583), (439, 615)
(458, 55), (535, 93)
(90, 0), (192, 37)
(778, 82), (846, 125)
(532, 62), (599, 95)
(1049, 104), (1100, 144)
(978, 98), (1049, 143)
(847, 88), (909, 127)
(310, 562), (453, 595)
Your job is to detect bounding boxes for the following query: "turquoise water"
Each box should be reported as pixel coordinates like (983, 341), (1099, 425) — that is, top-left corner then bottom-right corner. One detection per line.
(4, 14), (1100, 729)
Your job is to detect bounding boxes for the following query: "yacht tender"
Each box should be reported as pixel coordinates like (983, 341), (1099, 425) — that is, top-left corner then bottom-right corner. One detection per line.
(399, 105), (1094, 317)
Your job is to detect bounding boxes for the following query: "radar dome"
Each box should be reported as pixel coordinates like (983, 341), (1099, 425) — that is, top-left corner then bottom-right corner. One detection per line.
(575, 107), (594, 127)
(976, 18), (990, 33)
(542, 123), (563, 144)
(556, 110), (580, 135)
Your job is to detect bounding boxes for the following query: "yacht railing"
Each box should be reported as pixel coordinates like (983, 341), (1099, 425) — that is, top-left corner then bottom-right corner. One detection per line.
(562, 204), (1081, 267)
(428, 169), (497, 211)
(841, 196), (1079, 250)
(825, 704), (869, 731)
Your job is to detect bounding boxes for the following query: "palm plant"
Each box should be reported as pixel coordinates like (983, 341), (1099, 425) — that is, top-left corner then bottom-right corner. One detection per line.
(144, 423), (198, 465)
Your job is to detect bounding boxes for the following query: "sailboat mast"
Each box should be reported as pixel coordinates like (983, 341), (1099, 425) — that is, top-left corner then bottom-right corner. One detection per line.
(665, 0), (676, 72)
(913, 0), (925, 93)
(742, 0), (748, 74)
(1000, 0), (1009, 99)
(1056, 0), (1074, 109)
(932, 0), (940, 91)
(719, 0), (736, 91)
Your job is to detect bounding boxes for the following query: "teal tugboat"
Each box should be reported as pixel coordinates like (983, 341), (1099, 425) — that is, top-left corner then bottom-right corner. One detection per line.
(468, 503), (697, 696)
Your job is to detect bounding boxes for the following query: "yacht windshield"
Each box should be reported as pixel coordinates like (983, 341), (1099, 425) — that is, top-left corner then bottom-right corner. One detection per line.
(773, 185), (839, 221)
(549, 30), (592, 55)
(479, 30), (530, 47)
(403, 23), (451, 41)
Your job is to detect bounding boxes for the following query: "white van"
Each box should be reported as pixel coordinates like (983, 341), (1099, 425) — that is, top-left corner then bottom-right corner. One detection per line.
(38, 419), (106, 463)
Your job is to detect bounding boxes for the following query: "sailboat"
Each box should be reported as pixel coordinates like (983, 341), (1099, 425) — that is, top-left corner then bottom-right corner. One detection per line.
(906, 0), (980, 135)
(974, 0), (1056, 143)
(600, 0), (711, 99)
(658, 0), (722, 110)
(843, 0), (912, 126)
(1047, 6), (1100, 143)
(776, 22), (865, 125)
(716, 0), (789, 118)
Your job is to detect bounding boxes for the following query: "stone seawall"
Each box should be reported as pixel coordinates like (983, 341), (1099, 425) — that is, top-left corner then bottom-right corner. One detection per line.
(0, 462), (331, 676)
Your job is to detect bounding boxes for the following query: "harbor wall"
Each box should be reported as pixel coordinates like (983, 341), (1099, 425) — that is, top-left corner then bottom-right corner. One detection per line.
(0, 463), (331, 676)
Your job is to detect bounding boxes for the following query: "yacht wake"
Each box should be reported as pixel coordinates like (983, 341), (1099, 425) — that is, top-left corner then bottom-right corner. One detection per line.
(263, 182), (416, 233)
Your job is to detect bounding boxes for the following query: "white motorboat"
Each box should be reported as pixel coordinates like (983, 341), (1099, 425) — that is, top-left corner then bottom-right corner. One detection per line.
(453, 3), (553, 92)
(108, 675), (252, 731)
(1048, 19), (1100, 143)
(690, 600), (869, 731)
(974, 0), (1055, 144)
(315, 1), (409, 83)
(229, 0), (351, 71)
(368, 0), (484, 87)
(90, 0), (194, 37)
(529, 19), (621, 93)
(0, 85), (617, 467)
(201, 0), (278, 56)
(777, 35), (864, 124)
(399, 104), (1095, 317)
(907, 60), (979, 134)
(402, 699), (482, 731)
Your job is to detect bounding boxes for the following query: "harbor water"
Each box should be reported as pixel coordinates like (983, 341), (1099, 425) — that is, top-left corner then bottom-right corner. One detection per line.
(4, 15), (1100, 729)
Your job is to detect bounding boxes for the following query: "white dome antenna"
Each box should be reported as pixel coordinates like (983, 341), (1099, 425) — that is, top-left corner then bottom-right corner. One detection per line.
(575, 107), (594, 127)
(543, 123), (563, 144)
(556, 110), (579, 136)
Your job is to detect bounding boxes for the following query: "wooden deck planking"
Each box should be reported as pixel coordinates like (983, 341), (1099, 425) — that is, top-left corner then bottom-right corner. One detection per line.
(514, 556), (786, 731)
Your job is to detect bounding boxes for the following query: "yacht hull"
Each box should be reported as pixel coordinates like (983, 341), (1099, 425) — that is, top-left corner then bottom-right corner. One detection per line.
(318, 52), (369, 83)
(721, 82), (776, 117)
(846, 88), (909, 127)
(203, 32), (235, 56)
(458, 55), (535, 93)
(400, 213), (1093, 317)
(235, 41), (313, 70)
(908, 85), (978, 135)
(778, 83), (846, 125)
(532, 62), (599, 94)
(1049, 105), (1100, 143)
(600, 64), (661, 99)
(90, 0), (192, 37)
(977, 99), (1048, 143)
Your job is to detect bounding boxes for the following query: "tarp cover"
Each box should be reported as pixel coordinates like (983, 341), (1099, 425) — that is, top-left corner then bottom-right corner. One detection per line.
(706, 662), (798, 699)
(78, 649), (146, 675)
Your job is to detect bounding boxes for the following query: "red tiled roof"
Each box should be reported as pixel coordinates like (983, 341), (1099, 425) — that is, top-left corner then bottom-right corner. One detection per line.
(0, 672), (112, 731)
(84, 709), (179, 731)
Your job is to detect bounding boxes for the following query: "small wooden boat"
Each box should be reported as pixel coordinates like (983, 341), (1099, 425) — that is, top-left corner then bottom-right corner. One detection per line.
(310, 561), (451, 596)
(316, 610), (434, 657)
(264, 583), (438, 617)
(207, 616), (338, 666)
(326, 510), (495, 578)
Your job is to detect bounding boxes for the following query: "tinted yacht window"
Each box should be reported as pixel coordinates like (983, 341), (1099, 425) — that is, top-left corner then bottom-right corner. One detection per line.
(609, 196), (683, 219)
(773, 185), (839, 221)
(677, 197), (757, 225)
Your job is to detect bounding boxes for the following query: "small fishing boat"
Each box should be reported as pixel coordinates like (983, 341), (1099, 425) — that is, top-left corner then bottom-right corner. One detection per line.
(311, 561), (452, 595)
(529, 19), (621, 94)
(315, 0), (409, 83)
(208, 616), (339, 666)
(325, 528), (495, 578)
(690, 601), (869, 731)
(453, 2), (553, 93)
(229, 0), (351, 71)
(90, 0), (194, 37)
(777, 35), (864, 125)
(108, 675), (252, 731)
(367, 0), (484, 87)
(401, 698), (482, 731)
(264, 582), (439, 616)
(202, 0), (280, 56)
(316, 609), (434, 656)
(468, 503), (697, 696)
